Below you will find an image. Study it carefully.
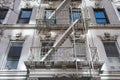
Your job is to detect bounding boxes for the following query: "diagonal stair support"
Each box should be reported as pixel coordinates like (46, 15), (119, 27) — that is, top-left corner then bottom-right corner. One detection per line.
(41, 19), (80, 61)
(48, 0), (71, 19)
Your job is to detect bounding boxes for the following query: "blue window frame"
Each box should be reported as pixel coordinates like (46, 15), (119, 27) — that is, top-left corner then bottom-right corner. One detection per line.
(17, 9), (32, 24)
(70, 8), (81, 23)
(94, 9), (109, 24)
(44, 9), (56, 25)
(5, 42), (23, 69)
(0, 8), (8, 24)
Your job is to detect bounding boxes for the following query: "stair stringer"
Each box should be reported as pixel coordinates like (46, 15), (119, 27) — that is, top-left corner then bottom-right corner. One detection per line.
(40, 19), (80, 61)
(52, 38), (73, 61)
(48, 0), (71, 19)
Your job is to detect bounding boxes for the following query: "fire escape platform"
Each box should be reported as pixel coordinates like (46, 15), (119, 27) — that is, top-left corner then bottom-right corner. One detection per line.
(25, 61), (103, 69)
(24, 61), (103, 78)
(36, 19), (84, 30)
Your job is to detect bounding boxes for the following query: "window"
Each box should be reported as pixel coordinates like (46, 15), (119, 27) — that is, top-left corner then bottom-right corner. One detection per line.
(94, 9), (109, 24)
(5, 42), (23, 69)
(110, 66), (115, 69)
(44, 9), (56, 24)
(0, 8), (8, 24)
(41, 41), (54, 56)
(118, 9), (120, 15)
(70, 8), (81, 23)
(72, 40), (86, 60)
(17, 9), (32, 23)
(103, 42), (119, 57)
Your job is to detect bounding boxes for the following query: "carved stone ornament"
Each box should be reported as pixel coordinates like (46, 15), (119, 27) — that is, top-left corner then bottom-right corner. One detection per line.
(0, 0), (15, 9)
(39, 32), (57, 41)
(10, 32), (25, 41)
(98, 32), (118, 41)
(70, 32), (85, 43)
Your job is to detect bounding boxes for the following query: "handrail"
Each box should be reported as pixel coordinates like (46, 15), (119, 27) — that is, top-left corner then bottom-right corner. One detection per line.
(41, 19), (80, 61)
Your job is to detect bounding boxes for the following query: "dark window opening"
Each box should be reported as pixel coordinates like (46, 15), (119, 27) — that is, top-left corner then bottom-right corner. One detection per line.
(94, 9), (109, 24)
(17, 9), (32, 24)
(5, 42), (23, 69)
(118, 9), (120, 15)
(0, 8), (8, 24)
(103, 42), (119, 57)
(41, 41), (54, 56)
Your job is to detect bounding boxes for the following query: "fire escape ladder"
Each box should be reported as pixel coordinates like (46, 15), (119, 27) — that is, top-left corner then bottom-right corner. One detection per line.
(89, 46), (103, 79)
(48, 0), (71, 19)
(40, 19), (80, 61)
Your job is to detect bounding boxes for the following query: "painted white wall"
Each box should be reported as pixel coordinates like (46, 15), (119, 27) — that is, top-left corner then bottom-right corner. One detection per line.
(87, 29), (120, 71)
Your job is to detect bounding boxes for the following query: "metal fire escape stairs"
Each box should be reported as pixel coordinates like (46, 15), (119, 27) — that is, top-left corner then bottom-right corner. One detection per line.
(48, 0), (71, 19)
(40, 19), (80, 61)
(25, 0), (104, 79)
(40, 0), (80, 61)
(38, 0), (103, 79)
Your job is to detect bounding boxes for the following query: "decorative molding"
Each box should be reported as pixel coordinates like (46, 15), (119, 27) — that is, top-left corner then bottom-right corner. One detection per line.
(23, 0), (41, 8)
(70, 32), (85, 43)
(10, 32), (26, 41)
(90, 0), (102, 8)
(98, 32), (118, 41)
(40, 32), (57, 41)
(0, 0), (15, 9)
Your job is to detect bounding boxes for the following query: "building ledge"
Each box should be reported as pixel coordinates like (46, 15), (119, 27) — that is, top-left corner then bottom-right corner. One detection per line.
(0, 70), (27, 79)
(88, 24), (120, 29)
(0, 24), (36, 29)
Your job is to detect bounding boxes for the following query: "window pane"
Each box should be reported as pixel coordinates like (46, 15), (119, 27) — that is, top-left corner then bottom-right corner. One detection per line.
(103, 42), (119, 57)
(17, 9), (32, 24)
(41, 42), (54, 56)
(44, 9), (56, 24)
(0, 9), (8, 24)
(118, 9), (120, 15)
(71, 11), (81, 23)
(45, 10), (53, 19)
(75, 42), (86, 56)
(17, 19), (29, 23)
(94, 11), (105, 18)
(5, 60), (19, 69)
(96, 19), (108, 24)
(21, 11), (32, 18)
(5, 42), (23, 69)
(94, 9), (109, 24)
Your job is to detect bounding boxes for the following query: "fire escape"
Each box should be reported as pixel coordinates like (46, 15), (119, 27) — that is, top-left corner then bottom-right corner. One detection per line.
(25, 0), (103, 80)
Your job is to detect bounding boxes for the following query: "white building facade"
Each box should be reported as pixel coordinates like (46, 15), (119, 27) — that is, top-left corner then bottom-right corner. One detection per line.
(0, 0), (120, 80)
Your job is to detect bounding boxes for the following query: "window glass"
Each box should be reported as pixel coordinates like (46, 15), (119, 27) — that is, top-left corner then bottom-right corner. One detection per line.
(94, 9), (109, 24)
(118, 9), (120, 15)
(0, 9), (8, 24)
(70, 9), (81, 23)
(41, 41), (54, 56)
(21, 11), (32, 18)
(110, 66), (115, 69)
(44, 9), (56, 24)
(94, 11), (105, 18)
(45, 10), (53, 19)
(71, 39), (86, 60)
(17, 9), (32, 24)
(103, 42), (119, 57)
(5, 42), (23, 69)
